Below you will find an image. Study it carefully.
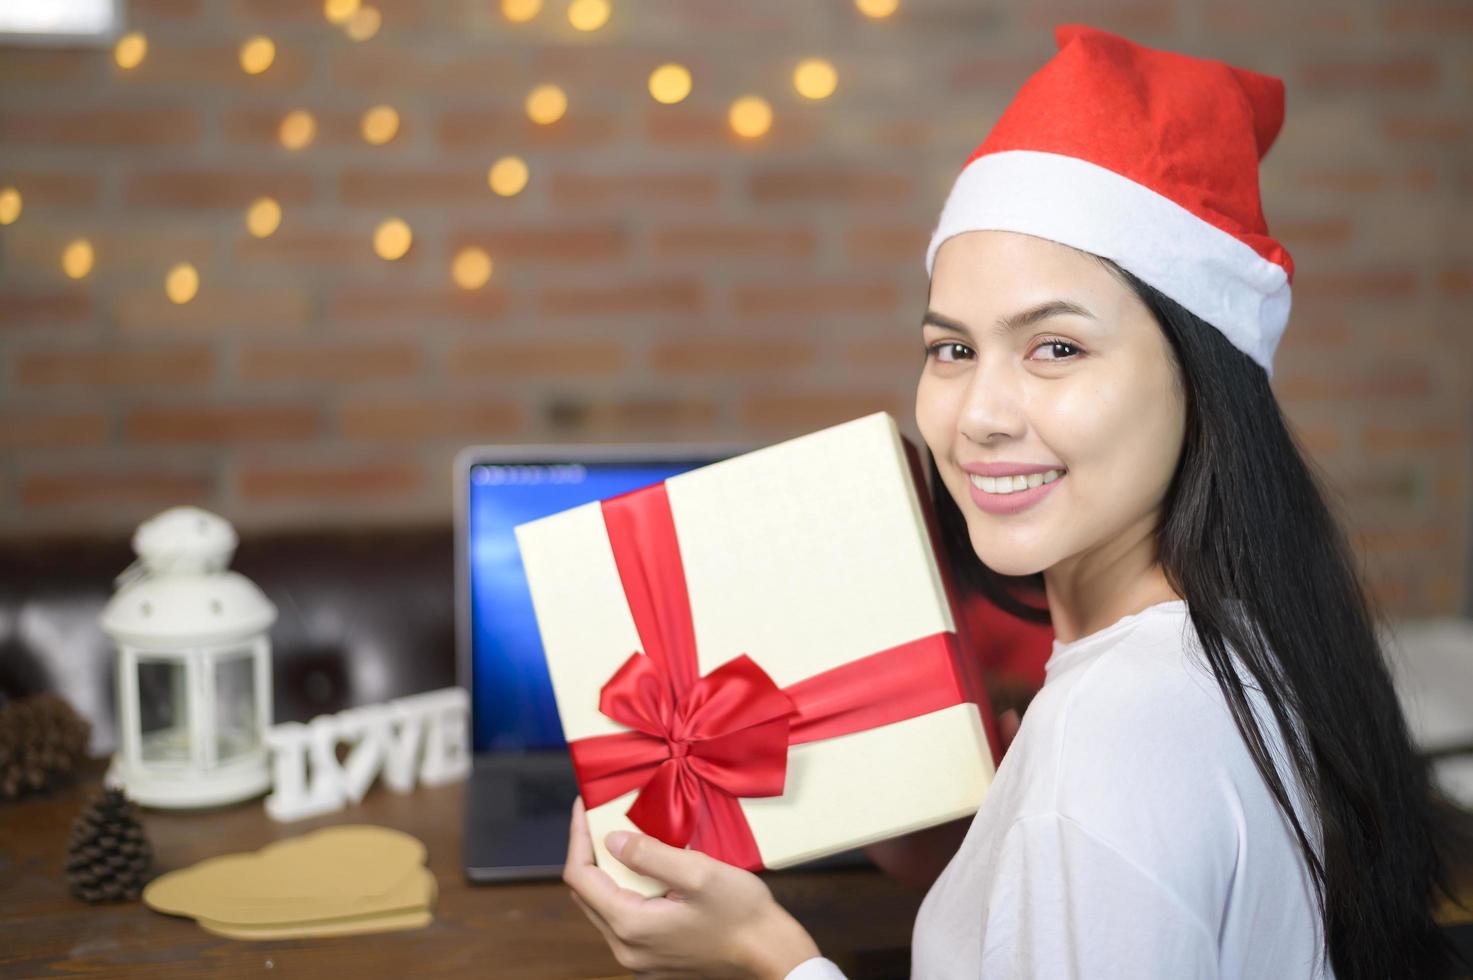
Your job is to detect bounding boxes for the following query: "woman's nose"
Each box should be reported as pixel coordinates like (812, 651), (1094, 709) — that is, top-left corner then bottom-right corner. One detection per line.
(957, 356), (1026, 445)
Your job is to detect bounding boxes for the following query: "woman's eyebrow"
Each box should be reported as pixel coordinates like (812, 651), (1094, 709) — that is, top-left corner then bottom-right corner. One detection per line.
(921, 300), (1097, 336)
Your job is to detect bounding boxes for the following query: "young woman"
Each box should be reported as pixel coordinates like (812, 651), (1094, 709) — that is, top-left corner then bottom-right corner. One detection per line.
(562, 24), (1470, 979)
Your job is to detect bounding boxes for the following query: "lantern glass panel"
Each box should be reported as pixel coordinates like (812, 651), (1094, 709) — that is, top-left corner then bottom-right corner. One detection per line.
(214, 650), (258, 762)
(138, 658), (191, 766)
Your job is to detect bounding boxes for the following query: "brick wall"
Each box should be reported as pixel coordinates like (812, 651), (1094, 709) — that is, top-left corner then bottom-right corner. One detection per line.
(1, 0), (1469, 615)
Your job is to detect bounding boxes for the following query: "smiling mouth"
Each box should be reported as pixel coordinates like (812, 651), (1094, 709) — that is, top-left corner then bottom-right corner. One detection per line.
(968, 469), (1065, 495)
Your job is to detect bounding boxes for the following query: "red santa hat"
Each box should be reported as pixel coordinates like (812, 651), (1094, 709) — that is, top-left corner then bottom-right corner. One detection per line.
(925, 23), (1293, 375)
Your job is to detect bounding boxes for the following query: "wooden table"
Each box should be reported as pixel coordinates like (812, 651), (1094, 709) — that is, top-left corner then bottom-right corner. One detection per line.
(0, 763), (923, 979)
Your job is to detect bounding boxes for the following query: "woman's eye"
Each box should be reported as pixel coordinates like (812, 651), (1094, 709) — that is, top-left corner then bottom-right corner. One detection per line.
(1028, 339), (1082, 361)
(925, 341), (974, 363)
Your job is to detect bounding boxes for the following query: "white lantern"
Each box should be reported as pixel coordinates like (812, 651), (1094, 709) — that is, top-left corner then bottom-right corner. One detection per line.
(101, 506), (275, 808)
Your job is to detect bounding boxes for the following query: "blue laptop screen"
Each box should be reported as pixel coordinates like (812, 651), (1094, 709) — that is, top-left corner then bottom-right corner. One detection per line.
(467, 460), (718, 752)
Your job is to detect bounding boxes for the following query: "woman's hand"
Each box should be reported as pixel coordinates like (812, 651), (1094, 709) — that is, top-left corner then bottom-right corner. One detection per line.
(564, 797), (822, 980)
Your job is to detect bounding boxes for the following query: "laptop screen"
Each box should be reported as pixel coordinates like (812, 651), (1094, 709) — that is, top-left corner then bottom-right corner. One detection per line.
(466, 459), (722, 752)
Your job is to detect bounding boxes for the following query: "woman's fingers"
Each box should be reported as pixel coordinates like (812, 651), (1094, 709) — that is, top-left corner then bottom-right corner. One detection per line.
(604, 831), (717, 897)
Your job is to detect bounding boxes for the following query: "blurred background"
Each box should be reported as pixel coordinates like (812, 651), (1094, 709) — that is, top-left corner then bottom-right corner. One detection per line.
(0, 0), (1469, 625)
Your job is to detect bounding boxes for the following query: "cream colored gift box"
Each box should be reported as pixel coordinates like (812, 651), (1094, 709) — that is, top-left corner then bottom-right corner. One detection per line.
(514, 411), (999, 896)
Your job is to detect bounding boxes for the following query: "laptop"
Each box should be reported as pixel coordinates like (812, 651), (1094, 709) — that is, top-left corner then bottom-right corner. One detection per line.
(454, 439), (874, 883)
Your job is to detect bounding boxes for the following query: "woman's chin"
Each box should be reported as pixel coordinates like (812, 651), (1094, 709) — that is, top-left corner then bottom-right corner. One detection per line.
(970, 536), (1051, 579)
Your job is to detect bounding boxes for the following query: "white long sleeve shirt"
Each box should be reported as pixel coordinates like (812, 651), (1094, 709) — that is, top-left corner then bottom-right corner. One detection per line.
(786, 599), (1334, 979)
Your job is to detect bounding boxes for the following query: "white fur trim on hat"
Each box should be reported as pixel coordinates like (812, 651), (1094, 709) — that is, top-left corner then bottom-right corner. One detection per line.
(924, 149), (1291, 375)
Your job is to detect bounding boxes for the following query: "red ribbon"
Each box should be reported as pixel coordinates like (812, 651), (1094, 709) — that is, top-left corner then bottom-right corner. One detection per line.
(566, 480), (990, 871)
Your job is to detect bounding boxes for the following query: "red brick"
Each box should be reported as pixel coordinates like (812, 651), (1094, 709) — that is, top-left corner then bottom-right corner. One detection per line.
(114, 288), (312, 332)
(15, 347), (215, 387)
(329, 287), (511, 323)
(234, 229), (369, 266)
(845, 224), (931, 262)
(1383, 4), (1473, 33)
(1271, 217), (1354, 248)
(644, 106), (821, 150)
(0, 50), (97, 85)
(1273, 367), (1431, 402)
(1436, 267), (1473, 296)
(947, 55), (1055, 91)
(1299, 57), (1439, 93)
(1295, 167), (1437, 194)
(445, 341), (625, 378)
(651, 338), (815, 374)
(542, 395), (719, 434)
(112, 43), (311, 90)
(5, 227), (216, 274)
(237, 461), (421, 501)
(437, 110), (618, 151)
(750, 169), (913, 206)
(548, 172), (720, 209)
(1291, 269), (1418, 300)
(0, 108), (198, 147)
(0, 171), (100, 207)
(239, 341), (422, 383)
(1382, 114), (1472, 144)
(336, 397), (521, 441)
(124, 171), (314, 209)
(234, 0), (426, 25)
(339, 170), (488, 207)
(20, 469), (212, 508)
(741, 392), (905, 431)
(731, 280), (899, 317)
(1287, 421), (1342, 458)
(650, 225), (816, 261)
(537, 280), (704, 317)
(448, 225), (628, 263)
(1204, 5), (1357, 36)
(0, 291), (93, 329)
(1361, 424), (1467, 452)
(848, 337), (925, 368)
(222, 108), (369, 149)
(331, 48), (524, 91)
(0, 409), (110, 449)
(126, 404), (321, 445)
(130, 0), (204, 16)
(1020, 0), (1176, 34)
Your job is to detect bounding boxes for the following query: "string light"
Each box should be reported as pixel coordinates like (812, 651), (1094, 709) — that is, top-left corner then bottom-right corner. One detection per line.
(728, 96), (772, 139)
(361, 105), (400, 145)
(246, 197), (281, 238)
(62, 239), (94, 280)
(0, 187), (21, 225)
(568, 0), (610, 31)
(487, 156), (529, 197)
(793, 58), (837, 100)
(114, 31), (147, 70)
(648, 63), (692, 105)
(239, 36), (276, 75)
(525, 84), (567, 125)
(166, 262), (199, 304)
(373, 218), (412, 260)
(501, 0), (541, 22)
(855, 0), (898, 18)
(452, 247), (493, 290)
(324, 0), (360, 25)
(345, 5), (381, 40)
(279, 110), (316, 150)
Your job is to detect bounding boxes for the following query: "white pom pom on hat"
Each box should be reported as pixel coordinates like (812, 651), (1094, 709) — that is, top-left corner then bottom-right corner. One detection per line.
(925, 23), (1294, 376)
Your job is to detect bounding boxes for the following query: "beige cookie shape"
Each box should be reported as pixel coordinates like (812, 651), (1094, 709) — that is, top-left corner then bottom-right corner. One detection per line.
(144, 825), (431, 926)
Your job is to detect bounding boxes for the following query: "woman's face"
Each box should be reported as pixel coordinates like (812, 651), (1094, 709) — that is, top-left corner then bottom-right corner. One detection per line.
(916, 230), (1187, 580)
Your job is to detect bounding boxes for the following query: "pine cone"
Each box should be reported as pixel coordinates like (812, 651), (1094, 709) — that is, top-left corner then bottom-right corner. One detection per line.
(0, 692), (92, 801)
(66, 787), (153, 903)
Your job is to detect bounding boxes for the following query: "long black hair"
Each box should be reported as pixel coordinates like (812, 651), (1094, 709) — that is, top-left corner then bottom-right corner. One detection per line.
(927, 257), (1472, 979)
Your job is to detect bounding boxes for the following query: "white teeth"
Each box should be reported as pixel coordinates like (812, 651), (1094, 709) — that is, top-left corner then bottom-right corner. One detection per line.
(969, 469), (1064, 495)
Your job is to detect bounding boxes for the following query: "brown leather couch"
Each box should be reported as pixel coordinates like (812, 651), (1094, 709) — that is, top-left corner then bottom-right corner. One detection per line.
(0, 525), (457, 757)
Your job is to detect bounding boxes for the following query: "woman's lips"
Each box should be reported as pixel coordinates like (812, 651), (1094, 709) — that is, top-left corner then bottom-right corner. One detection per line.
(965, 470), (1065, 515)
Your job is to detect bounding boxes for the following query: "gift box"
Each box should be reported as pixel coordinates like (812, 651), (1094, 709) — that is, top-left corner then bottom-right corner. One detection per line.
(514, 411), (1002, 896)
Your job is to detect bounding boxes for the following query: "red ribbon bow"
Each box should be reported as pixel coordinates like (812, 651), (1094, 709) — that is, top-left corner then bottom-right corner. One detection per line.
(567, 479), (992, 870)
